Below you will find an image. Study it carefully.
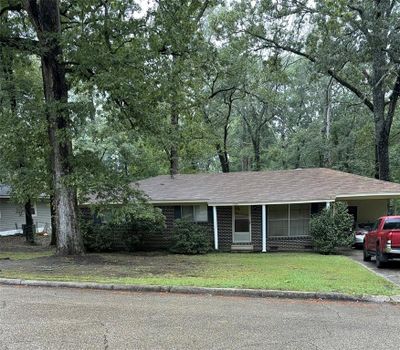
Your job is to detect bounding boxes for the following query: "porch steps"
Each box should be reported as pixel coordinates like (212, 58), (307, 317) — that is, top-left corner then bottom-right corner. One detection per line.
(231, 244), (254, 252)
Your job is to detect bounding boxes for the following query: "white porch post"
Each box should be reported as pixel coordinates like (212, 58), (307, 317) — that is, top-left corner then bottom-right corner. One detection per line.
(213, 206), (218, 250)
(326, 202), (331, 209)
(262, 204), (267, 253)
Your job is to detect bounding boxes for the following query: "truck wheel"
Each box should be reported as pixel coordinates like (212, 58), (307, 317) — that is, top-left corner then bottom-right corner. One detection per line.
(375, 247), (386, 268)
(363, 244), (371, 262)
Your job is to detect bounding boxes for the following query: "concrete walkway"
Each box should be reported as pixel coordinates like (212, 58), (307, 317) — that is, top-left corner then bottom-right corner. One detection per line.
(347, 249), (400, 287)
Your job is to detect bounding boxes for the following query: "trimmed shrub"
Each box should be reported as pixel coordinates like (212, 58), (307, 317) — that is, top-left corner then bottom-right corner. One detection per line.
(309, 202), (354, 254)
(81, 207), (165, 252)
(81, 222), (126, 252)
(169, 219), (210, 254)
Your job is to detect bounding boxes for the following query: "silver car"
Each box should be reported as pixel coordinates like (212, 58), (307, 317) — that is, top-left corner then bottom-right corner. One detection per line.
(353, 223), (372, 248)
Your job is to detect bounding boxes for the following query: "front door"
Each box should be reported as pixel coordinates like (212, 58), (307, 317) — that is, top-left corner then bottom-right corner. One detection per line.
(233, 206), (251, 243)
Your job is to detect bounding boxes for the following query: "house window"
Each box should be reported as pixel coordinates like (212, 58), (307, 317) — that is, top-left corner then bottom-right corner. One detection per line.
(268, 204), (310, 237)
(31, 203), (37, 217)
(182, 206), (194, 220)
(268, 205), (289, 237)
(194, 205), (208, 222)
(290, 204), (310, 236)
(181, 204), (208, 222)
(94, 211), (112, 224)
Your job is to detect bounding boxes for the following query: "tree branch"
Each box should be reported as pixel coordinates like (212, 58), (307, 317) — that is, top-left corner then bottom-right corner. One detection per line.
(195, 0), (210, 23)
(209, 86), (236, 99)
(386, 68), (400, 130)
(249, 31), (374, 112)
(0, 35), (40, 54)
(347, 4), (363, 18)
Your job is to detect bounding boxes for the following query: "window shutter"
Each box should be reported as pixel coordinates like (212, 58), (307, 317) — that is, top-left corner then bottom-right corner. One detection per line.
(208, 206), (213, 223)
(174, 206), (182, 219)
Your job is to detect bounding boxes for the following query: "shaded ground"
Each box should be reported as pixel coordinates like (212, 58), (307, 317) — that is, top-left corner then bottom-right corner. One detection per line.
(1, 236), (400, 295)
(346, 248), (400, 287)
(0, 252), (203, 278)
(0, 234), (52, 252)
(0, 236), (205, 279)
(1, 285), (400, 350)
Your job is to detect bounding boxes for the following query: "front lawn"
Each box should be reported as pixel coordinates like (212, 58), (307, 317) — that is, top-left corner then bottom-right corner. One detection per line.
(0, 251), (399, 296)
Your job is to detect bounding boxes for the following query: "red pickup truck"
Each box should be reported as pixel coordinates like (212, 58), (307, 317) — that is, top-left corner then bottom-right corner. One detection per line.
(363, 216), (400, 268)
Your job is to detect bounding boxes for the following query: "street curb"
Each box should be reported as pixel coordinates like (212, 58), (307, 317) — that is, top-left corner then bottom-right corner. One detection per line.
(0, 278), (399, 304)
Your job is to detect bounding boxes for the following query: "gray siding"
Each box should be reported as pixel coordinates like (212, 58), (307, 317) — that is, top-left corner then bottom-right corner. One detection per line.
(0, 199), (52, 233)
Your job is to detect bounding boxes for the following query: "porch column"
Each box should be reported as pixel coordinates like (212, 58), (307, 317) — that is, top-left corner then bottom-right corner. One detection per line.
(326, 202), (331, 209)
(213, 206), (218, 250)
(262, 204), (267, 253)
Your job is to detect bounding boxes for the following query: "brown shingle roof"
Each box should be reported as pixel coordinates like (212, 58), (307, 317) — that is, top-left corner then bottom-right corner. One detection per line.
(136, 168), (400, 205)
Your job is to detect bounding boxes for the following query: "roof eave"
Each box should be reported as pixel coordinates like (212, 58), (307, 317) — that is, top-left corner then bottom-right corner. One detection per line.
(335, 193), (400, 200)
(209, 199), (335, 206)
(149, 199), (210, 205)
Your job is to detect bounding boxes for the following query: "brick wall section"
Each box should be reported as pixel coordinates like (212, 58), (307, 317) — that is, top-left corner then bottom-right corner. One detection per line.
(141, 206), (214, 251)
(251, 205), (262, 251)
(216, 206), (232, 251)
(267, 236), (313, 251)
(149, 205), (264, 252)
(81, 205), (312, 252)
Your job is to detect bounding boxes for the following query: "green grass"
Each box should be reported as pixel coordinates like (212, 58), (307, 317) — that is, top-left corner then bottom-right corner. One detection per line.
(0, 251), (53, 260)
(1, 252), (399, 296)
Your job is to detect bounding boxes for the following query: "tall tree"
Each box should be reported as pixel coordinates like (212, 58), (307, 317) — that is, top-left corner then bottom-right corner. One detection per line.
(246, 0), (400, 180)
(0, 30), (34, 243)
(1, 0), (83, 254)
(150, 0), (218, 176)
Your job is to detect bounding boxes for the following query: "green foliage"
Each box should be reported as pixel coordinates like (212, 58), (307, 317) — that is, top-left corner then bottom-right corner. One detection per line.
(309, 202), (354, 254)
(81, 205), (165, 252)
(169, 219), (210, 255)
(0, 50), (50, 204)
(2, 0), (400, 257)
(81, 221), (118, 252)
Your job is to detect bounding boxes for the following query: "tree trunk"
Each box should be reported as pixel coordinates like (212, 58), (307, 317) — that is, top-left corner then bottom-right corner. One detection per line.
(252, 140), (261, 171)
(27, 0), (84, 255)
(216, 144), (229, 172)
(216, 94), (233, 173)
(169, 56), (179, 177)
(375, 126), (390, 181)
(169, 109), (179, 177)
(49, 194), (57, 246)
(371, 44), (390, 181)
(24, 199), (35, 244)
(323, 78), (333, 167)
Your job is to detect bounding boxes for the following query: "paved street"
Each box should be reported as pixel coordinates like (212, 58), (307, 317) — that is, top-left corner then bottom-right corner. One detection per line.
(0, 286), (400, 349)
(347, 249), (400, 287)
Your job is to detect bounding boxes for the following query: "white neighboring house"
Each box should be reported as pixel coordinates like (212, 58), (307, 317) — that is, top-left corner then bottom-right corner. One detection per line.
(0, 185), (52, 236)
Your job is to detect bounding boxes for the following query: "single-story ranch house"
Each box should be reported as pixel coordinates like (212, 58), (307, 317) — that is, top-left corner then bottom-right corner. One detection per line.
(136, 168), (400, 252)
(0, 185), (51, 236)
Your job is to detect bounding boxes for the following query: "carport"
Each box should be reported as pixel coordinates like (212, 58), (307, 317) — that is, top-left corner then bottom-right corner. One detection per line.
(337, 194), (400, 225)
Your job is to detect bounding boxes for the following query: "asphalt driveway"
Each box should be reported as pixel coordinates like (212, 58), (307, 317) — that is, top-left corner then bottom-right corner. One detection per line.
(347, 249), (400, 287)
(1, 285), (400, 349)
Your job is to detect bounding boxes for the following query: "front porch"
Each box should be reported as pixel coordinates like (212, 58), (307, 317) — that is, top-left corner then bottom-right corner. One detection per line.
(211, 198), (392, 252)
